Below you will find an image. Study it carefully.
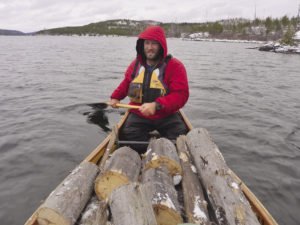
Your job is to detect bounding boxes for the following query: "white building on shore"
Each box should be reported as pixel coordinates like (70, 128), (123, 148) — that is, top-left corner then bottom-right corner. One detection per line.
(294, 31), (300, 43)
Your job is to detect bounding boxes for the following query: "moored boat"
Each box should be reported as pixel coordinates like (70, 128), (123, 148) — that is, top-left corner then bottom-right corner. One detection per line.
(24, 110), (278, 225)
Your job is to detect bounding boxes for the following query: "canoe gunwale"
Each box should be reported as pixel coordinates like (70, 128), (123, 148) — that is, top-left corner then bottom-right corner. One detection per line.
(84, 111), (129, 164)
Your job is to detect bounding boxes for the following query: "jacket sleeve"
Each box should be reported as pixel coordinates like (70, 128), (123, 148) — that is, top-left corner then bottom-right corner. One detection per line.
(110, 60), (136, 100)
(155, 59), (189, 114)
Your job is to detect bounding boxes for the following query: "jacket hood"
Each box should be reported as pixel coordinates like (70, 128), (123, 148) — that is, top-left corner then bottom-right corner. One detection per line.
(136, 26), (168, 60)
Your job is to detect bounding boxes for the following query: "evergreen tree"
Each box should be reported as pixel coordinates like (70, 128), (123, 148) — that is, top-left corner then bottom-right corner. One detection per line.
(281, 25), (295, 45)
(208, 22), (223, 35)
(281, 15), (290, 27)
(274, 19), (281, 31)
(253, 18), (261, 26)
(290, 17), (298, 28)
(265, 17), (274, 33)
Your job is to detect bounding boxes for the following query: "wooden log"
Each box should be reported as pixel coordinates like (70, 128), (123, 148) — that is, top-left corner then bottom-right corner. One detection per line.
(176, 135), (210, 225)
(37, 162), (99, 225)
(186, 128), (260, 225)
(77, 195), (108, 225)
(95, 146), (141, 200)
(142, 167), (183, 225)
(109, 183), (157, 225)
(143, 138), (182, 177)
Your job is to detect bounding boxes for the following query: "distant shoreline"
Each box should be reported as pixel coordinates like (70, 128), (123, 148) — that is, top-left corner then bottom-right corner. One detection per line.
(182, 38), (264, 44)
(2, 34), (299, 54)
(0, 34), (264, 44)
(0, 34), (272, 45)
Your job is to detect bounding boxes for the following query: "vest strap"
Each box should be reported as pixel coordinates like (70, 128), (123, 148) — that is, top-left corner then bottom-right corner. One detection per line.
(131, 54), (172, 80)
(131, 59), (140, 80)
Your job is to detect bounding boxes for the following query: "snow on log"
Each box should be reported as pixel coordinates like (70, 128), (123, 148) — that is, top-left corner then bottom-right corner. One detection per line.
(37, 162), (99, 225)
(176, 135), (210, 225)
(109, 183), (157, 225)
(94, 146), (141, 200)
(143, 138), (182, 177)
(186, 128), (260, 225)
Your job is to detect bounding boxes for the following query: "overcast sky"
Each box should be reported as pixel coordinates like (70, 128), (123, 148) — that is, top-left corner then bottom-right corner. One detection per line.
(0, 0), (299, 32)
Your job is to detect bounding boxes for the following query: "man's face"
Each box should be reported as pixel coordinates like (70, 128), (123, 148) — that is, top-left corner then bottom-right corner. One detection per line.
(144, 40), (161, 60)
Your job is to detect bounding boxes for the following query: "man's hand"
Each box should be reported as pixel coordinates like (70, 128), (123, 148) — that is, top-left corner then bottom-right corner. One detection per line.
(109, 99), (120, 108)
(139, 102), (156, 116)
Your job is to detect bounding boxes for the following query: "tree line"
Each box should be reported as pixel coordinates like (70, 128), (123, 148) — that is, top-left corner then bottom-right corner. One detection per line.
(37, 16), (299, 44)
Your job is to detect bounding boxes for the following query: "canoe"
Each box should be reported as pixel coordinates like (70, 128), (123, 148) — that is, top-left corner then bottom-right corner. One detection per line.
(24, 110), (278, 225)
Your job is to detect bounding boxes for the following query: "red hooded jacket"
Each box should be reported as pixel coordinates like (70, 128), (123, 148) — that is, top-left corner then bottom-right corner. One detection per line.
(110, 26), (189, 120)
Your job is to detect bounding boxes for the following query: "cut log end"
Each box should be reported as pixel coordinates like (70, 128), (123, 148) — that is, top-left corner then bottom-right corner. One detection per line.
(153, 204), (183, 225)
(37, 207), (69, 225)
(95, 171), (129, 200)
(144, 156), (182, 176)
(143, 138), (182, 177)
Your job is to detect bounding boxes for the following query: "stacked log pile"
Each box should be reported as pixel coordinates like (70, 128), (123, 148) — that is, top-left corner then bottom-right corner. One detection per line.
(34, 129), (261, 225)
(94, 146), (157, 225)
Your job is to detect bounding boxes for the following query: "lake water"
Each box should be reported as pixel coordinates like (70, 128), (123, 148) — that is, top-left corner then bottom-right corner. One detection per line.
(0, 36), (299, 225)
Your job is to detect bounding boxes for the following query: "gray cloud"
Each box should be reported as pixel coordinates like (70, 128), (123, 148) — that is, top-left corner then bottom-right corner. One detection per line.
(0, 0), (299, 32)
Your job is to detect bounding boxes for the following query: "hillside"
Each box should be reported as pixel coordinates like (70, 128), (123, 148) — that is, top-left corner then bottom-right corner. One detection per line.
(0, 29), (25, 35)
(37, 19), (160, 36)
(37, 17), (300, 42)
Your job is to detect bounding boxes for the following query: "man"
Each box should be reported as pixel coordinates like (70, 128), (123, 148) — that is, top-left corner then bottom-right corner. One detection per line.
(109, 26), (189, 153)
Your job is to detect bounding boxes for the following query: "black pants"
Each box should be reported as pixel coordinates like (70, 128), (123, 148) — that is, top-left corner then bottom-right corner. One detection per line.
(119, 112), (188, 153)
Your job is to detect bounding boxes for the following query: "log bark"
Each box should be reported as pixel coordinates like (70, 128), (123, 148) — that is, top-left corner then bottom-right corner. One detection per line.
(186, 128), (260, 225)
(109, 183), (157, 225)
(37, 162), (99, 225)
(143, 138), (182, 177)
(142, 167), (183, 225)
(77, 195), (108, 225)
(95, 146), (141, 200)
(176, 135), (210, 225)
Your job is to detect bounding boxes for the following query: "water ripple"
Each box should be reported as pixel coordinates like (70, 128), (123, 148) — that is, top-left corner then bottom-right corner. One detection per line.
(0, 36), (299, 225)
